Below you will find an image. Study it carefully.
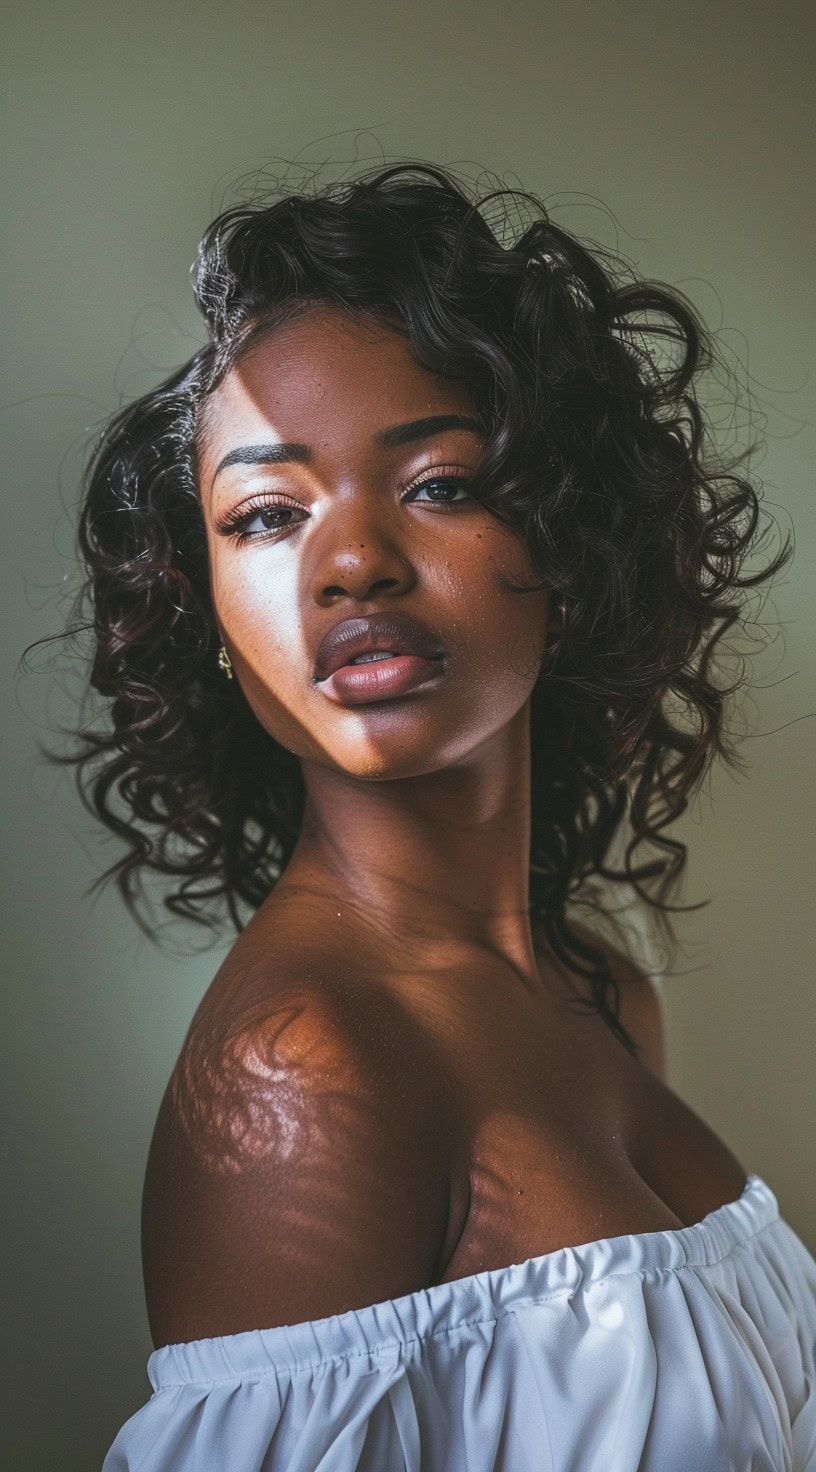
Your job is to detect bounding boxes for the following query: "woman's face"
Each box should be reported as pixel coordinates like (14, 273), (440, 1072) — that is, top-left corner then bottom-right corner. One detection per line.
(197, 305), (552, 779)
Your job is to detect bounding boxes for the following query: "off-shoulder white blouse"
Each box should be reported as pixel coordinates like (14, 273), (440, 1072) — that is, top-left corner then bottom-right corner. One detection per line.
(103, 1173), (816, 1470)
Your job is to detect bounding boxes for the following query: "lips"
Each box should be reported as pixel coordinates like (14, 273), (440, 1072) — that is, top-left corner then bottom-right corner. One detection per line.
(313, 612), (445, 682)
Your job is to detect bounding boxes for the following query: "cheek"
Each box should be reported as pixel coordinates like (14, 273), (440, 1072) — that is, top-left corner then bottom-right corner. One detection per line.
(211, 552), (296, 666)
(459, 528), (550, 682)
(210, 556), (314, 745)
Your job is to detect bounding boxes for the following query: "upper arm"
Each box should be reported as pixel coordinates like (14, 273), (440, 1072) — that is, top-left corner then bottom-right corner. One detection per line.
(142, 988), (451, 1347)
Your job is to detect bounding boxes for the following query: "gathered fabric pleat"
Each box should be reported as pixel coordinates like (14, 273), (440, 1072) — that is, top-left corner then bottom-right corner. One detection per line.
(103, 1175), (816, 1472)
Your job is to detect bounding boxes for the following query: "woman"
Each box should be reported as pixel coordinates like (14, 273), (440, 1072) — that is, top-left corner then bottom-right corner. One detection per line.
(78, 164), (815, 1468)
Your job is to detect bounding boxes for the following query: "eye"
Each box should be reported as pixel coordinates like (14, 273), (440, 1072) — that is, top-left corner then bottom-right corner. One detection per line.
(403, 474), (474, 505)
(243, 504), (301, 533)
(217, 498), (306, 542)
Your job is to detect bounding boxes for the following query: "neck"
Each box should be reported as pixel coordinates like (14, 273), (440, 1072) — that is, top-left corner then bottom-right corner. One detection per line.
(282, 701), (539, 980)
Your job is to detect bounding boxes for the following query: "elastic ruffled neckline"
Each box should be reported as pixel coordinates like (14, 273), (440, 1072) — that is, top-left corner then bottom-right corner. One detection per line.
(149, 1172), (778, 1388)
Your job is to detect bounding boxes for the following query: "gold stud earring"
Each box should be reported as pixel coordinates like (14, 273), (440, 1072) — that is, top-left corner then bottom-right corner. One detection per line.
(217, 644), (233, 679)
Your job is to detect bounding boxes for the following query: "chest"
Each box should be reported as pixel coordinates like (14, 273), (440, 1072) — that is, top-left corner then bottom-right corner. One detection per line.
(429, 1003), (686, 1279)
(390, 955), (750, 1285)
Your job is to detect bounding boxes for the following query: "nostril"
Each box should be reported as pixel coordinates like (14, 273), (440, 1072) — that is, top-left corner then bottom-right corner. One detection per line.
(322, 576), (401, 600)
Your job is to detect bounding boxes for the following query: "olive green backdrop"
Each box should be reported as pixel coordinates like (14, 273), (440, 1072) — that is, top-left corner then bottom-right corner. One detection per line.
(3, 0), (814, 1465)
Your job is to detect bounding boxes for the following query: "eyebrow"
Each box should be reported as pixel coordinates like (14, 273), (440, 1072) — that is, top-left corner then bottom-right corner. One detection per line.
(211, 414), (482, 484)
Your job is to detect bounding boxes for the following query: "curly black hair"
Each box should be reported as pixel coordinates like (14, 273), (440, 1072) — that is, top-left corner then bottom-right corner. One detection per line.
(57, 161), (791, 1058)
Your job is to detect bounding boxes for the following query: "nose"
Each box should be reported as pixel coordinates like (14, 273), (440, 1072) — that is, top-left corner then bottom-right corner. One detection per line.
(309, 492), (417, 606)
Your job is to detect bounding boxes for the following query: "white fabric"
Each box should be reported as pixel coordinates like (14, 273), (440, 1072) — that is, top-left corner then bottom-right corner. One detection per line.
(103, 1174), (816, 1470)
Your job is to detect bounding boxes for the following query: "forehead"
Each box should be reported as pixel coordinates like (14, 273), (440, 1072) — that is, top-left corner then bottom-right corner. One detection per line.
(197, 305), (474, 456)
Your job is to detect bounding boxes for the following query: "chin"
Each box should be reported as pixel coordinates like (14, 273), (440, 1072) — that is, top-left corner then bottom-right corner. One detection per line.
(326, 726), (490, 783)
(332, 748), (442, 782)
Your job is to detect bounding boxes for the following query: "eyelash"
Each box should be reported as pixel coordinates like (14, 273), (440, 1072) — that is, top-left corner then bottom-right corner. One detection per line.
(216, 469), (476, 544)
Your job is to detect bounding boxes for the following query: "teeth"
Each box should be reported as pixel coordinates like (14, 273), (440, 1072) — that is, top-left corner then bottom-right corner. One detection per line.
(349, 651), (397, 665)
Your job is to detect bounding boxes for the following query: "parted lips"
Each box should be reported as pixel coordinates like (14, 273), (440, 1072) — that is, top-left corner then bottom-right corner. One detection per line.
(313, 612), (445, 682)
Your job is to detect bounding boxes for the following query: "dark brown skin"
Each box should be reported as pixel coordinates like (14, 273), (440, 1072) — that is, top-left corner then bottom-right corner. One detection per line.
(142, 306), (747, 1348)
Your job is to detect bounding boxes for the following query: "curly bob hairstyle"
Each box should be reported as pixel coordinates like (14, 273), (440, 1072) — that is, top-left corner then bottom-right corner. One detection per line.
(62, 161), (790, 1057)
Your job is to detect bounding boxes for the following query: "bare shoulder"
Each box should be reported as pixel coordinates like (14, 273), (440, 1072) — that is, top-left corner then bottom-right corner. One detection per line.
(539, 917), (667, 1079)
(576, 921), (667, 1080)
(142, 945), (452, 1347)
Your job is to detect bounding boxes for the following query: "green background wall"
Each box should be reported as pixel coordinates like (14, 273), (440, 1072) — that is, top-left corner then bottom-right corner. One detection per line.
(3, 1), (814, 1465)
